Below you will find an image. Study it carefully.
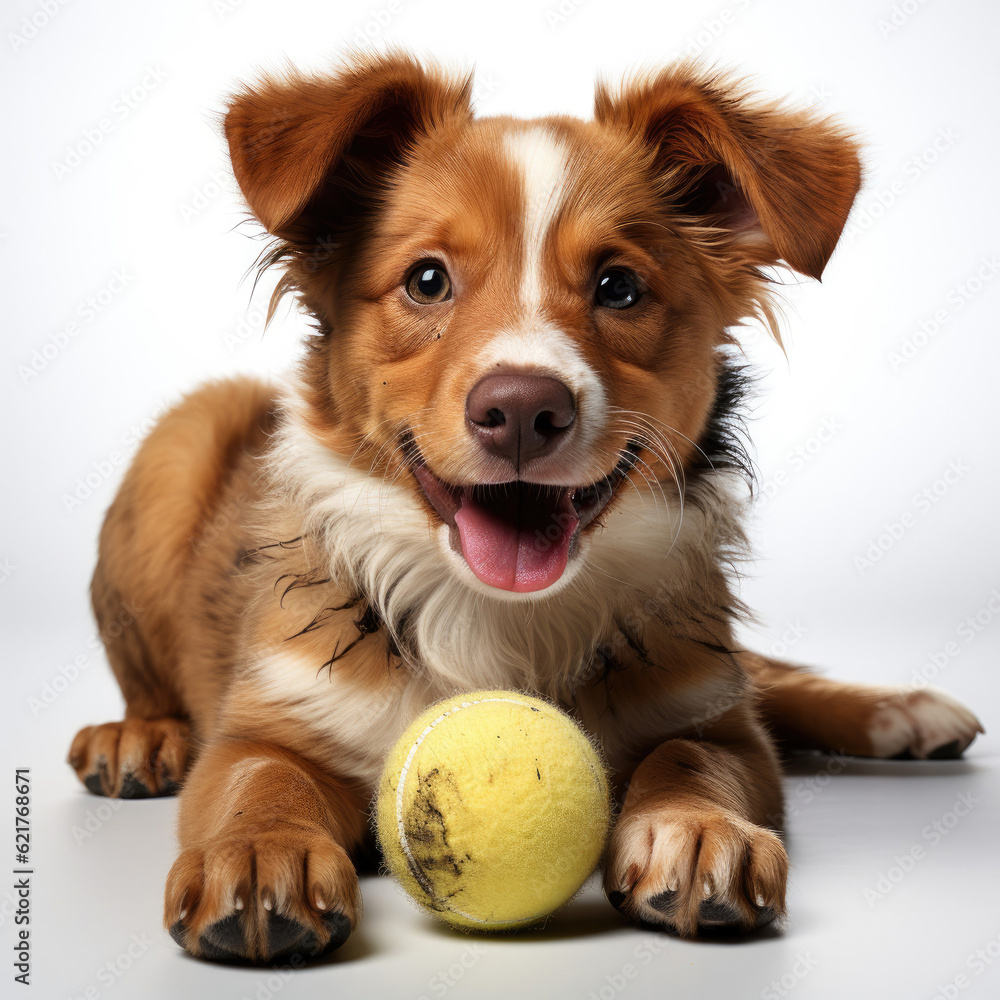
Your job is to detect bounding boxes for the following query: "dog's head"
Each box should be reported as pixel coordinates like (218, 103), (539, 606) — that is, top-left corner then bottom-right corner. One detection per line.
(226, 52), (860, 600)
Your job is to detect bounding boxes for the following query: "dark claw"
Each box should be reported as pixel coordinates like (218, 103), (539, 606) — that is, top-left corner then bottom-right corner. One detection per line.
(316, 910), (352, 957)
(264, 909), (353, 960)
(200, 913), (246, 959)
(169, 915), (255, 964)
(894, 738), (966, 761)
(83, 773), (104, 796)
(699, 897), (777, 931)
(698, 897), (742, 924)
(648, 889), (678, 916)
(751, 905), (778, 929)
(119, 773), (152, 799)
(266, 911), (314, 957)
(170, 908), (353, 965)
(614, 886), (777, 934)
(606, 889), (628, 912)
(168, 920), (187, 950)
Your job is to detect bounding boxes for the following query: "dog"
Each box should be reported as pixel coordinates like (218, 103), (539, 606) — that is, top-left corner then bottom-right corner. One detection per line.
(67, 51), (984, 963)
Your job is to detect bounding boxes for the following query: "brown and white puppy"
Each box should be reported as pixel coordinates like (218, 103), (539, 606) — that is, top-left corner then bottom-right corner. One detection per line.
(67, 52), (983, 963)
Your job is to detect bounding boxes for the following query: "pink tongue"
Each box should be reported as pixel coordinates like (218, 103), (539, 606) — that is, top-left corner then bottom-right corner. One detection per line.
(454, 493), (578, 593)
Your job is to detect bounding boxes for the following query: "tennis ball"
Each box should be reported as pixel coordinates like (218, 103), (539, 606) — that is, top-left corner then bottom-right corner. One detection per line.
(376, 690), (610, 930)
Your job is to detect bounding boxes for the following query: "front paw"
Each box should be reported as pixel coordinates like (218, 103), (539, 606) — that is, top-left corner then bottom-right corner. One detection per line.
(68, 718), (189, 797)
(164, 826), (359, 963)
(604, 808), (787, 936)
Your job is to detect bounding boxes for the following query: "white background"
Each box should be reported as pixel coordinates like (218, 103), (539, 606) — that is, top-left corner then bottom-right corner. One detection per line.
(1, 0), (998, 998)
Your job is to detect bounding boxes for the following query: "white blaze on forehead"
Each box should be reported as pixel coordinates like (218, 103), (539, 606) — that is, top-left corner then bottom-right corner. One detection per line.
(503, 125), (571, 314)
(490, 129), (604, 463)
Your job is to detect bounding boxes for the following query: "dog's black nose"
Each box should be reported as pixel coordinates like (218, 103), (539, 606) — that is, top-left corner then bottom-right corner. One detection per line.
(466, 374), (576, 466)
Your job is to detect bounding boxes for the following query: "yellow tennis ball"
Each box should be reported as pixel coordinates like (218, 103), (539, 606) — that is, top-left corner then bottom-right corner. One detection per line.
(376, 690), (611, 931)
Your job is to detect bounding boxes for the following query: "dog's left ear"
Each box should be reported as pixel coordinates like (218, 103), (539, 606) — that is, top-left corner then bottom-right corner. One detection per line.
(595, 64), (862, 280)
(224, 53), (473, 245)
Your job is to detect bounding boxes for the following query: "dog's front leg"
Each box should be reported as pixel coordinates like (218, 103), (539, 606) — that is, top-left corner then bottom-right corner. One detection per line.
(163, 737), (367, 963)
(604, 706), (787, 936)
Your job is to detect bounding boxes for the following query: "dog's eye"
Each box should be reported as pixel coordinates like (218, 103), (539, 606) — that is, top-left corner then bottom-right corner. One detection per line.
(406, 263), (451, 304)
(595, 268), (640, 310)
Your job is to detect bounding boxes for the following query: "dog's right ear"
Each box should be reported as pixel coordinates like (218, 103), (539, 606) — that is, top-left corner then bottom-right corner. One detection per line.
(224, 52), (473, 244)
(595, 63), (862, 281)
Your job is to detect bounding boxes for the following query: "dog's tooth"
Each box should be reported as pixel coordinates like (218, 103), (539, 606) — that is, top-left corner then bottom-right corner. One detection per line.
(315, 895), (327, 911)
(234, 896), (244, 911)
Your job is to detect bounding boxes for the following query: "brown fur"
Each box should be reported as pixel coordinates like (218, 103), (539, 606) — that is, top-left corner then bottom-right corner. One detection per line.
(68, 52), (982, 962)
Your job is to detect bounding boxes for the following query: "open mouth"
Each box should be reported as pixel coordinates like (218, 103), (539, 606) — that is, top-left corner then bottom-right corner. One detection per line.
(409, 442), (640, 594)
